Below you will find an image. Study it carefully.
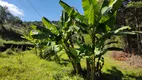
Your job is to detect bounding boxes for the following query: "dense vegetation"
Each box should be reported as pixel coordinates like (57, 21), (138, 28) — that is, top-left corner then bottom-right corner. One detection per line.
(117, 0), (142, 55)
(0, 0), (142, 80)
(0, 50), (142, 80)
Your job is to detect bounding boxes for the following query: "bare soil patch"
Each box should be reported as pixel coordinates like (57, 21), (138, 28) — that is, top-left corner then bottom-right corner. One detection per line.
(112, 51), (142, 68)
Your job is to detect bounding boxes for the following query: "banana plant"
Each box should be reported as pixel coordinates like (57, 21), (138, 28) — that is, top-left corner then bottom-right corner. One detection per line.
(59, 0), (136, 79)
(23, 10), (83, 74)
(41, 11), (84, 73)
(58, 11), (83, 74)
(22, 24), (62, 59)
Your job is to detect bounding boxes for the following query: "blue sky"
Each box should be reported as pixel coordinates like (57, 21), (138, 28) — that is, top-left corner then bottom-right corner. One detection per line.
(0, 0), (83, 21)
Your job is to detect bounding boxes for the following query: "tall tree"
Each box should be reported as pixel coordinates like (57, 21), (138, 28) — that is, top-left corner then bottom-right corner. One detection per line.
(117, 1), (142, 55)
(0, 5), (22, 26)
(0, 5), (24, 40)
(0, 5), (7, 25)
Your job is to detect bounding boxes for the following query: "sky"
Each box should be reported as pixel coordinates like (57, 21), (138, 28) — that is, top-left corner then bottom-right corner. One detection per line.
(0, 0), (84, 21)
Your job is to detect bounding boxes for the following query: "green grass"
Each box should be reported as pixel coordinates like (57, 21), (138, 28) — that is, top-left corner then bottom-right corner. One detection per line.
(101, 52), (142, 80)
(0, 50), (83, 80)
(0, 39), (32, 45)
(0, 50), (142, 80)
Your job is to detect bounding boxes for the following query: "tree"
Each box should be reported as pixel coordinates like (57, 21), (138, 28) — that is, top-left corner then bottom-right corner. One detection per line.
(117, 1), (142, 55)
(59, 0), (136, 79)
(0, 5), (23, 27)
(0, 5), (7, 25)
(11, 16), (23, 26)
(24, 0), (139, 80)
(23, 11), (83, 74)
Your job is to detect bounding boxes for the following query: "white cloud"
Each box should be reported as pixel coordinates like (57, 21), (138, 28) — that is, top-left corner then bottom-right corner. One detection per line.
(0, 0), (24, 17)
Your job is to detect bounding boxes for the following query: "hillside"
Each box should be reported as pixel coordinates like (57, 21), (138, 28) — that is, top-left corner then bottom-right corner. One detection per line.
(0, 50), (142, 80)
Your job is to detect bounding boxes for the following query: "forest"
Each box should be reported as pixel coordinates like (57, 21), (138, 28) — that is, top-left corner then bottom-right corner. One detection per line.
(0, 0), (142, 80)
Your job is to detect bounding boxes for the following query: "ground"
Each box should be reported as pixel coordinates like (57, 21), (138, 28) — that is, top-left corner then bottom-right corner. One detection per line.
(0, 50), (142, 80)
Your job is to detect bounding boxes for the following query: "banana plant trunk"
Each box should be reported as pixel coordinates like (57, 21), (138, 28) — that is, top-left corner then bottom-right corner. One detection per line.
(86, 59), (91, 80)
(66, 51), (83, 74)
(91, 57), (96, 80)
(63, 42), (83, 74)
(90, 34), (96, 80)
(69, 36), (83, 74)
(76, 62), (83, 74)
(96, 57), (101, 80)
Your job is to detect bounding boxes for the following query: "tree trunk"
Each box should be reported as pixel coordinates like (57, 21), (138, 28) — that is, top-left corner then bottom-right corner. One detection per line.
(76, 62), (83, 74)
(91, 57), (95, 80)
(86, 59), (91, 80)
(69, 57), (77, 73)
(90, 32), (96, 80)
(63, 42), (83, 74)
(69, 36), (83, 74)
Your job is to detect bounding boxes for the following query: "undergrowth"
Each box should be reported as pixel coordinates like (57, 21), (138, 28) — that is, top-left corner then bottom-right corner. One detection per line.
(0, 50), (83, 80)
(0, 50), (142, 80)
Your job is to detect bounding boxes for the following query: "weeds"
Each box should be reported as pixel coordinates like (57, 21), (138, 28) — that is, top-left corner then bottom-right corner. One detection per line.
(0, 50), (142, 80)
(0, 50), (83, 80)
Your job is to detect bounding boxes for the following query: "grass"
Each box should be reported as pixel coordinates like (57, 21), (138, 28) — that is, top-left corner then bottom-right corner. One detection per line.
(0, 39), (32, 45)
(101, 52), (142, 80)
(0, 50), (83, 80)
(0, 50), (142, 80)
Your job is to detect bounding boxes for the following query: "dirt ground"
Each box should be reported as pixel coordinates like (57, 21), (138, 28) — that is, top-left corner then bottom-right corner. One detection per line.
(112, 51), (142, 68)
